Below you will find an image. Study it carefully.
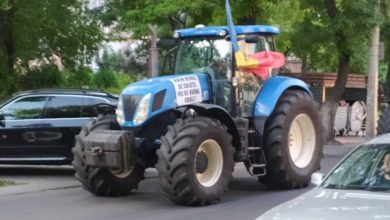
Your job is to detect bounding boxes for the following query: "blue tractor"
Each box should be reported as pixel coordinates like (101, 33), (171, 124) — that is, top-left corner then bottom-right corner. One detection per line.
(72, 25), (323, 206)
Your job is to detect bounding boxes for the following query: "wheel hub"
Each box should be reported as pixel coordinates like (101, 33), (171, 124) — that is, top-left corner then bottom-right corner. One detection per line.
(288, 114), (316, 168)
(196, 151), (209, 173)
(195, 139), (224, 187)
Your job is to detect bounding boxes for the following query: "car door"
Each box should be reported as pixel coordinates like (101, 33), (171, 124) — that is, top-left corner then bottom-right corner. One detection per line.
(0, 95), (46, 160)
(39, 95), (95, 161)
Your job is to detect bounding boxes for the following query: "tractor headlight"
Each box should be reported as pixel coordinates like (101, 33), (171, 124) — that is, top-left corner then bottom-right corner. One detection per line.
(133, 93), (152, 126)
(116, 96), (125, 125)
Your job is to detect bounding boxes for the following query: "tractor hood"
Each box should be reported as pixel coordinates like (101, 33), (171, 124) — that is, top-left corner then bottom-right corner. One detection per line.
(118, 73), (211, 127)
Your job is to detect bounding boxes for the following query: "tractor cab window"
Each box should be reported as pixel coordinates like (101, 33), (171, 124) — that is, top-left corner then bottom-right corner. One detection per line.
(237, 35), (271, 55)
(175, 38), (232, 79)
(175, 38), (234, 113)
(237, 35), (272, 117)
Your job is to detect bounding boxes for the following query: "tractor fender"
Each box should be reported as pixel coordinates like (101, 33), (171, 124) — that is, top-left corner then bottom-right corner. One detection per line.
(185, 103), (241, 155)
(253, 76), (312, 117)
(252, 76), (312, 148)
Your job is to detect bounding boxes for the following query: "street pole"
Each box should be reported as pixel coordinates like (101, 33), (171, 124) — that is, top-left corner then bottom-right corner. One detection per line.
(366, 26), (380, 138)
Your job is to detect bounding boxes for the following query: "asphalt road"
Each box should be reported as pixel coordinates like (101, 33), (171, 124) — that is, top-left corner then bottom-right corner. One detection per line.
(0, 143), (358, 220)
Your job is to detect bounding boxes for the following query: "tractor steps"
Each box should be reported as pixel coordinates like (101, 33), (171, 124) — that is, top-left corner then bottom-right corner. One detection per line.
(234, 118), (267, 177)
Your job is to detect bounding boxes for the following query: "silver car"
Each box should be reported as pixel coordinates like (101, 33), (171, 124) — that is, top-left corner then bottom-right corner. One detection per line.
(257, 134), (390, 220)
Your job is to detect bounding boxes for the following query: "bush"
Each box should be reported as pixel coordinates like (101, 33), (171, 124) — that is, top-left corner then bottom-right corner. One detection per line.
(65, 67), (93, 88)
(105, 73), (138, 94)
(19, 65), (65, 90)
(91, 68), (119, 89)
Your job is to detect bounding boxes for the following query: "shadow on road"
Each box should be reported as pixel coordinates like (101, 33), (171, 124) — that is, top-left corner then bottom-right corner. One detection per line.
(0, 165), (74, 176)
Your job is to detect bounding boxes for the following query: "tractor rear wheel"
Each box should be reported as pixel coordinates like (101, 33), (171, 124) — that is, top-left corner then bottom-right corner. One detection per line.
(72, 115), (145, 196)
(259, 90), (322, 189)
(156, 116), (234, 206)
(377, 107), (390, 135)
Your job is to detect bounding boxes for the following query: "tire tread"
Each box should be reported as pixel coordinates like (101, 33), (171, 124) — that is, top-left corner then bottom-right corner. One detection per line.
(156, 117), (234, 206)
(72, 115), (145, 196)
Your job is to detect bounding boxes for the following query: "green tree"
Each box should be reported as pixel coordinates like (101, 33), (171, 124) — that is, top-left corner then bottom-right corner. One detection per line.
(289, 0), (381, 142)
(92, 51), (119, 89)
(65, 66), (94, 88)
(20, 65), (65, 90)
(381, 1), (390, 99)
(0, 0), (102, 97)
(105, 73), (138, 94)
(92, 68), (119, 89)
(103, 0), (222, 38)
(98, 46), (148, 76)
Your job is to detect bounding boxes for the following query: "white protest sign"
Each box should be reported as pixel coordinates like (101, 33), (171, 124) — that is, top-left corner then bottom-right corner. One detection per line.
(170, 75), (203, 106)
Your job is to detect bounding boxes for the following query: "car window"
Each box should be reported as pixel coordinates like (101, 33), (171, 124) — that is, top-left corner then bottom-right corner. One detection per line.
(89, 98), (115, 115)
(45, 96), (83, 118)
(1, 96), (46, 120)
(81, 98), (100, 117)
(322, 144), (390, 192)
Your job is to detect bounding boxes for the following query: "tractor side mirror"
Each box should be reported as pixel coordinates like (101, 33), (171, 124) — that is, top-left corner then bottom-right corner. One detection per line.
(244, 35), (259, 43)
(0, 113), (5, 127)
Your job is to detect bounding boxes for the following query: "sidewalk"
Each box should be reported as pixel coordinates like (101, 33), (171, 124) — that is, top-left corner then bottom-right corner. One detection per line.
(0, 165), (78, 196)
(335, 136), (366, 145)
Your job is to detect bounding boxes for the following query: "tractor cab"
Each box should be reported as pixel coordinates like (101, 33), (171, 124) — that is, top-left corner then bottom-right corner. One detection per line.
(174, 25), (280, 116)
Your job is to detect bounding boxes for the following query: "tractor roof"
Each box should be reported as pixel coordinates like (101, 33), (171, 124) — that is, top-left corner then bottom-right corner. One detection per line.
(175, 25), (279, 38)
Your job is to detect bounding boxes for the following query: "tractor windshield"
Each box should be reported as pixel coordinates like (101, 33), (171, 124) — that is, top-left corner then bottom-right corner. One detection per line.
(175, 38), (233, 112)
(174, 35), (273, 78)
(175, 38), (232, 79)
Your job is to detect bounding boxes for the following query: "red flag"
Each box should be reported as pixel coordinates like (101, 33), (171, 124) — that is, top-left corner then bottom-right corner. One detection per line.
(242, 51), (285, 80)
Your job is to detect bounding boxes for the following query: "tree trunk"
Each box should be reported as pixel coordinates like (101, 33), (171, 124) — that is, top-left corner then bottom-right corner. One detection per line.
(0, 3), (16, 96)
(322, 0), (352, 143)
(301, 56), (308, 74)
(321, 53), (350, 143)
(386, 60), (390, 100)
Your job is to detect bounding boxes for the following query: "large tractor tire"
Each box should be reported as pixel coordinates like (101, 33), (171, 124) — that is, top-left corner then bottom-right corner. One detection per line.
(156, 116), (235, 206)
(259, 90), (322, 189)
(72, 115), (145, 196)
(377, 107), (390, 135)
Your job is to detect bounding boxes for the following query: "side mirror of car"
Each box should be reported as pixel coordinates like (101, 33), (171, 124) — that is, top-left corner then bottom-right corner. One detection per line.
(0, 114), (5, 127)
(95, 103), (116, 115)
(310, 172), (325, 186)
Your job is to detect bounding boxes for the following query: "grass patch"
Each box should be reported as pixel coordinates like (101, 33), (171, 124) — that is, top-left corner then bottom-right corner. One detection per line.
(0, 179), (17, 187)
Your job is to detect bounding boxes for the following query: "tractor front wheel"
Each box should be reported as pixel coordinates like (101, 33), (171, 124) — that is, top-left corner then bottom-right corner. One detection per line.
(156, 117), (235, 206)
(72, 115), (145, 196)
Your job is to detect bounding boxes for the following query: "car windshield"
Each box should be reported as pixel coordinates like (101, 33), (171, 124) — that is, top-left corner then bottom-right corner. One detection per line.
(322, 143), (390, 192)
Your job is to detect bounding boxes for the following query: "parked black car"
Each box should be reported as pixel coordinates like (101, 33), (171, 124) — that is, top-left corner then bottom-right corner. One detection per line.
(0, 89), (117, 165)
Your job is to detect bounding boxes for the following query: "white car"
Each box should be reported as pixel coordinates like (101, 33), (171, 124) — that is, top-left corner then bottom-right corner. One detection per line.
(257, 134), (390, 220)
